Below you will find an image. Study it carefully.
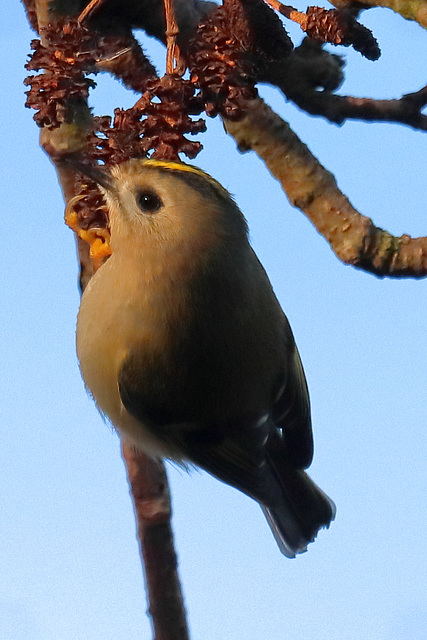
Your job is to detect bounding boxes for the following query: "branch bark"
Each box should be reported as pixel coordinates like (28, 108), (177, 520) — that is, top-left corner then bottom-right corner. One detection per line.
(122, 444), (190, 640)
(280, 82), (427, 131)
(224, 98), (427, 278)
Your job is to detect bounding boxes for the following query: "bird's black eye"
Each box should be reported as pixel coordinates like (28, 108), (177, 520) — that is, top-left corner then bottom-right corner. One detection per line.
(136, 189), (163, 213)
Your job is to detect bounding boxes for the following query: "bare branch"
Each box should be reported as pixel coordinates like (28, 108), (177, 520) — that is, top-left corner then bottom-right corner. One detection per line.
(122, 444), (190, 640)
(280, 80), (427, 131)
(260, 39), (427, 131)
(164, 0), (186, 75)
(224, 98), (427, 278)
(78, 0), (109, 23)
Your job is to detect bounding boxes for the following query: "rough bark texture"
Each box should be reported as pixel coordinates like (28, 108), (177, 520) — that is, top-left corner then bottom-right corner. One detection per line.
(225, 98), (427, 277)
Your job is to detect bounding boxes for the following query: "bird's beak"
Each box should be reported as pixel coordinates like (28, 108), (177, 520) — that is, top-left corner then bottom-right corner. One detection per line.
(64, 155), (114, 191)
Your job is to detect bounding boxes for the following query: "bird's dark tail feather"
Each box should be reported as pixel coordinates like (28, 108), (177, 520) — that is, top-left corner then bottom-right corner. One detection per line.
(261, 466), (336, 558)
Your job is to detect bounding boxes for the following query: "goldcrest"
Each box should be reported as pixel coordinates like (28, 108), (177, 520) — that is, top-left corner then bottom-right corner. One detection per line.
(75, 158), (335, 557)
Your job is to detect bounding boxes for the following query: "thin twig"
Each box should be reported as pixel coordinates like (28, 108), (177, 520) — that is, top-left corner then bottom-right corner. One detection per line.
(285, 84), (427, 131)
(265, 50), (427, 131)
(78, 0), (109, 23)
(225, 98), (427, 278)
(263, 0), (308, 25)
(164, 0), (186, 75)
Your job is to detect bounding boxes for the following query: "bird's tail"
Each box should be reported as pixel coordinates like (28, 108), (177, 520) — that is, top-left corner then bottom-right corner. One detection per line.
(261, 464), (336, 558)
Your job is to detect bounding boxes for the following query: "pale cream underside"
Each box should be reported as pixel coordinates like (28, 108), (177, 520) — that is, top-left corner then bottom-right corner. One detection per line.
(76, 254), (184, 459)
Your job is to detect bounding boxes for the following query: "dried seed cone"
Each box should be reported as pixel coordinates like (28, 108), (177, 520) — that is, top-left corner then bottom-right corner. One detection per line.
(87, 75), (206, 164)
(25, 21), (99, 129)
(305, 7), (380, 61)
(188, 0), (292, 120)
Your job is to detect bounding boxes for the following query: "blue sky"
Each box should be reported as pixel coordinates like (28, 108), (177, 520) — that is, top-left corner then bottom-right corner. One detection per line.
(2, 3), (426, 639)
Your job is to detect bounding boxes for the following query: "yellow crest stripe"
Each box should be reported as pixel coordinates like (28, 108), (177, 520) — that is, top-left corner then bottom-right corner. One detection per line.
(142, 159), (229, 197)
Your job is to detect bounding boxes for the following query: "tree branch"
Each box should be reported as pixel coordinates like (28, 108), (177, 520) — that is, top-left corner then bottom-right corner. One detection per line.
(260, 39), (427, 131)
(27, 1), (96, 283)
(224, 98), (427, 278)
(37, 2), (424, 132)
(280, 80), (427, 131)
(122, 444), (190, 640)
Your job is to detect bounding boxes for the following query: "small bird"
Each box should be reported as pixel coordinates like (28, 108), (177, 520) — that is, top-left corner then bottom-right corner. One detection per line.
(75, 158), (335, 557)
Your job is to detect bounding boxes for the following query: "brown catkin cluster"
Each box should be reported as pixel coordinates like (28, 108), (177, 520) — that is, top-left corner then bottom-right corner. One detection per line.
(188, 6), (258, 120)
(187, 0), (292, 120)
(222, 0), (293, 62)
(304, 7), (380, 61)
(66, 74), (207, 261)
(86, 74), (206, 164)
(24, 21), (99, 129)
(71, 178), (109, 231)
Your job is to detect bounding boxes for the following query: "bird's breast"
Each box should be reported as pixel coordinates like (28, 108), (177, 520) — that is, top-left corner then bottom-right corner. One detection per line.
(76, 253), (191, 455)
(76, 243), (284, 453)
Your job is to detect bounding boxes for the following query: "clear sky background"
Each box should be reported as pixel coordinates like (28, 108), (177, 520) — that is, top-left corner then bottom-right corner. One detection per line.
(1, 3), (426, 640)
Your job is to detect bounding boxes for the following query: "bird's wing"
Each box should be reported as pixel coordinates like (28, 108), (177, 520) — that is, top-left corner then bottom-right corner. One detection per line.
(179, 414), (275, 503)
(118, 351), (275, 502)
(246, 250), (314, 470)
(271, 340), (314, 470)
